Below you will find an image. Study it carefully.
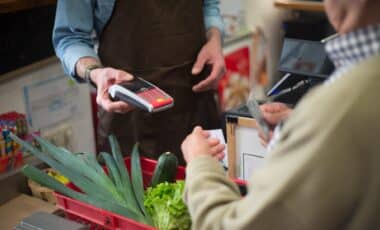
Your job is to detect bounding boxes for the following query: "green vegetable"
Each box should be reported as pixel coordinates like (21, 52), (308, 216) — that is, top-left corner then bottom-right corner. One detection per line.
(78, 152), (107, 177)
(131, 143), (149, 218)
(22, 165), (147, 224)
(33, 135), (122, 202)
(144, 181), (191, 230)
(150, 152), (178, 187)
(109, 135), (139, 210)
(11, 134), (120, 203)
(99, 152), (124, 194)
(10, 133), (153, 226)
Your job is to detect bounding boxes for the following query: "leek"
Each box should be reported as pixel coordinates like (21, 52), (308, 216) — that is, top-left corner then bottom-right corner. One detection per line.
(131, 143), (148, 217)
(109, 135), (139, 210)
(22, 165), (147, 224)
(11, 133), (154, 226)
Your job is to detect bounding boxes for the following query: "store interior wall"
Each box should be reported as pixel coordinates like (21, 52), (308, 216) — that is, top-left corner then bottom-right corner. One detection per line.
(0, 62), (95, 154)
(244, 0), (291, 86)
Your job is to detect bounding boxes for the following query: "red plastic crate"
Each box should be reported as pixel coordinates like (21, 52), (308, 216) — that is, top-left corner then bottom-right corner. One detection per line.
(55, 157), (246, 229)
(55, 157), (185, 230)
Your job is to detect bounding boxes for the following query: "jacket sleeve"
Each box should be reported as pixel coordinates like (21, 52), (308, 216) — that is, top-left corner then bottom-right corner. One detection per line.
(185, 156), (311, 230)
(185, 82), (365, 229)
(52, 0), (99, 80)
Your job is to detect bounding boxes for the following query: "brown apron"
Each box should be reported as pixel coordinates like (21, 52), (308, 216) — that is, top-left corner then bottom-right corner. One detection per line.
(97, 0), (220, 165)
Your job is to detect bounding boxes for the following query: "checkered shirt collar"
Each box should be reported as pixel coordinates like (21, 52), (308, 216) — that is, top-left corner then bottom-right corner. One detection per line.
(325, 23), (380, 71)
(267, 24), (380, 153)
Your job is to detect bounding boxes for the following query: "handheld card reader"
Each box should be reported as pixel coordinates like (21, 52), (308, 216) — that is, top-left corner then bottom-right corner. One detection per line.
(246, 91), (270, 140)
(108, 77), (174, 113)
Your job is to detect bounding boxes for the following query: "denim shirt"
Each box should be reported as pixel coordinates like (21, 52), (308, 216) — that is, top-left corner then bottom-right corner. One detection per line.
(52, 0), (224, 80)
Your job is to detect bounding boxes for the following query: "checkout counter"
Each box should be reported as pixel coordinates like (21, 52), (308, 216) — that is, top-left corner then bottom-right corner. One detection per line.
(0, 0), (332, 228)
(225, 37), (334, 180)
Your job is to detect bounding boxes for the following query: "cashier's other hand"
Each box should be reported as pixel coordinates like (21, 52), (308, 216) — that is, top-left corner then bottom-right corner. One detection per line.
(192, 29), (226, 92)
(91, 68), (135, 113)
(259, 102), (292, 146)
(181, 126), (225, 163)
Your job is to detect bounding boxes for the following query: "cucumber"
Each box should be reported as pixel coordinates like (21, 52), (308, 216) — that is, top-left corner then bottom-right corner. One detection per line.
(150, 152), (179, 187)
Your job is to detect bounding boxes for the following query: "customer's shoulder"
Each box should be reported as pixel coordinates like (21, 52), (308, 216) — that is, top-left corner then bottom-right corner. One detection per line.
(305, 54), (380, 106)
(288, 55), (380, 131)
(344, 54), (380, 89)
(329, 54), (380, 110)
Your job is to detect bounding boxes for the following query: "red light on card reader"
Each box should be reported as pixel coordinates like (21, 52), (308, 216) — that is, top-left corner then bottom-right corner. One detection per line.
(152, 97), (172, 108)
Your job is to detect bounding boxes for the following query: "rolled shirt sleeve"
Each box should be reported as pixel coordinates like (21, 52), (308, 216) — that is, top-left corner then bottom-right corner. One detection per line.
(52, 0), (100, 81)
(60, 44), (98, 82)
(203, 0), (225, 36)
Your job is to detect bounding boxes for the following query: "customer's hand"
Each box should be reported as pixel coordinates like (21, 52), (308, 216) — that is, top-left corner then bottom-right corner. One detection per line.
(259, 102), (292, 146)
(192, 28), (226, 92)
(91, 67), (135, 113)
(181, 126), (225, 163)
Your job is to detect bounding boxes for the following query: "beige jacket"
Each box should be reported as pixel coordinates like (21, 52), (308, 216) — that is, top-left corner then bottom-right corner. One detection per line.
(185, 54), (380, 230)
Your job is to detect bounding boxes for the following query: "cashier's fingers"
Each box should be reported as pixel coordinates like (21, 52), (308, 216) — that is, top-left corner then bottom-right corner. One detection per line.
(112, 69), (134, 83)
(102, 99), (132, 114)
(192, 62), (225, 92)
(97, 89), (132, 113)
(91, 68), (134, 87)
(192, 52), (207, 75)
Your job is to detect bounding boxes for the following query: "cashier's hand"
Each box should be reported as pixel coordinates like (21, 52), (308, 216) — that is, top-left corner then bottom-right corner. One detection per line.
(181, 126), (225, 163)
(192, 28), (226, 92)
(91, 68), (135, 113)
(259, 102), (293, 147)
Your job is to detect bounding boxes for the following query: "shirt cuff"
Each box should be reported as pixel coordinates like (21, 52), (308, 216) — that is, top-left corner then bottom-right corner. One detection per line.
(62, 44), (100, 82)
(205, 16), (225, 38)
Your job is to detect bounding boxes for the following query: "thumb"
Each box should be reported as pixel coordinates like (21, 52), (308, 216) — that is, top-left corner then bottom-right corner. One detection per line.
(115, 70), (134, 83)
(192, 54), (206, 75)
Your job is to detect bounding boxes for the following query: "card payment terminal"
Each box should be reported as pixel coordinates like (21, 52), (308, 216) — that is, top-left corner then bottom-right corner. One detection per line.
(108, 77), (174, 113)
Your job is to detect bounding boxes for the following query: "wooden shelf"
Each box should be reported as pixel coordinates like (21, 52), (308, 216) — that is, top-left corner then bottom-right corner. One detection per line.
(0, 0), (56, 14)
(0, 56), (58, 84)
(275, 0), (325, 12)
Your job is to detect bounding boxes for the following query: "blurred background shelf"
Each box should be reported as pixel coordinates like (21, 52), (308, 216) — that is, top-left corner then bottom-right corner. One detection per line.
(0, 156), (42, 182)
(274, 0), (325, 12)
(0, 57), (58, 84)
